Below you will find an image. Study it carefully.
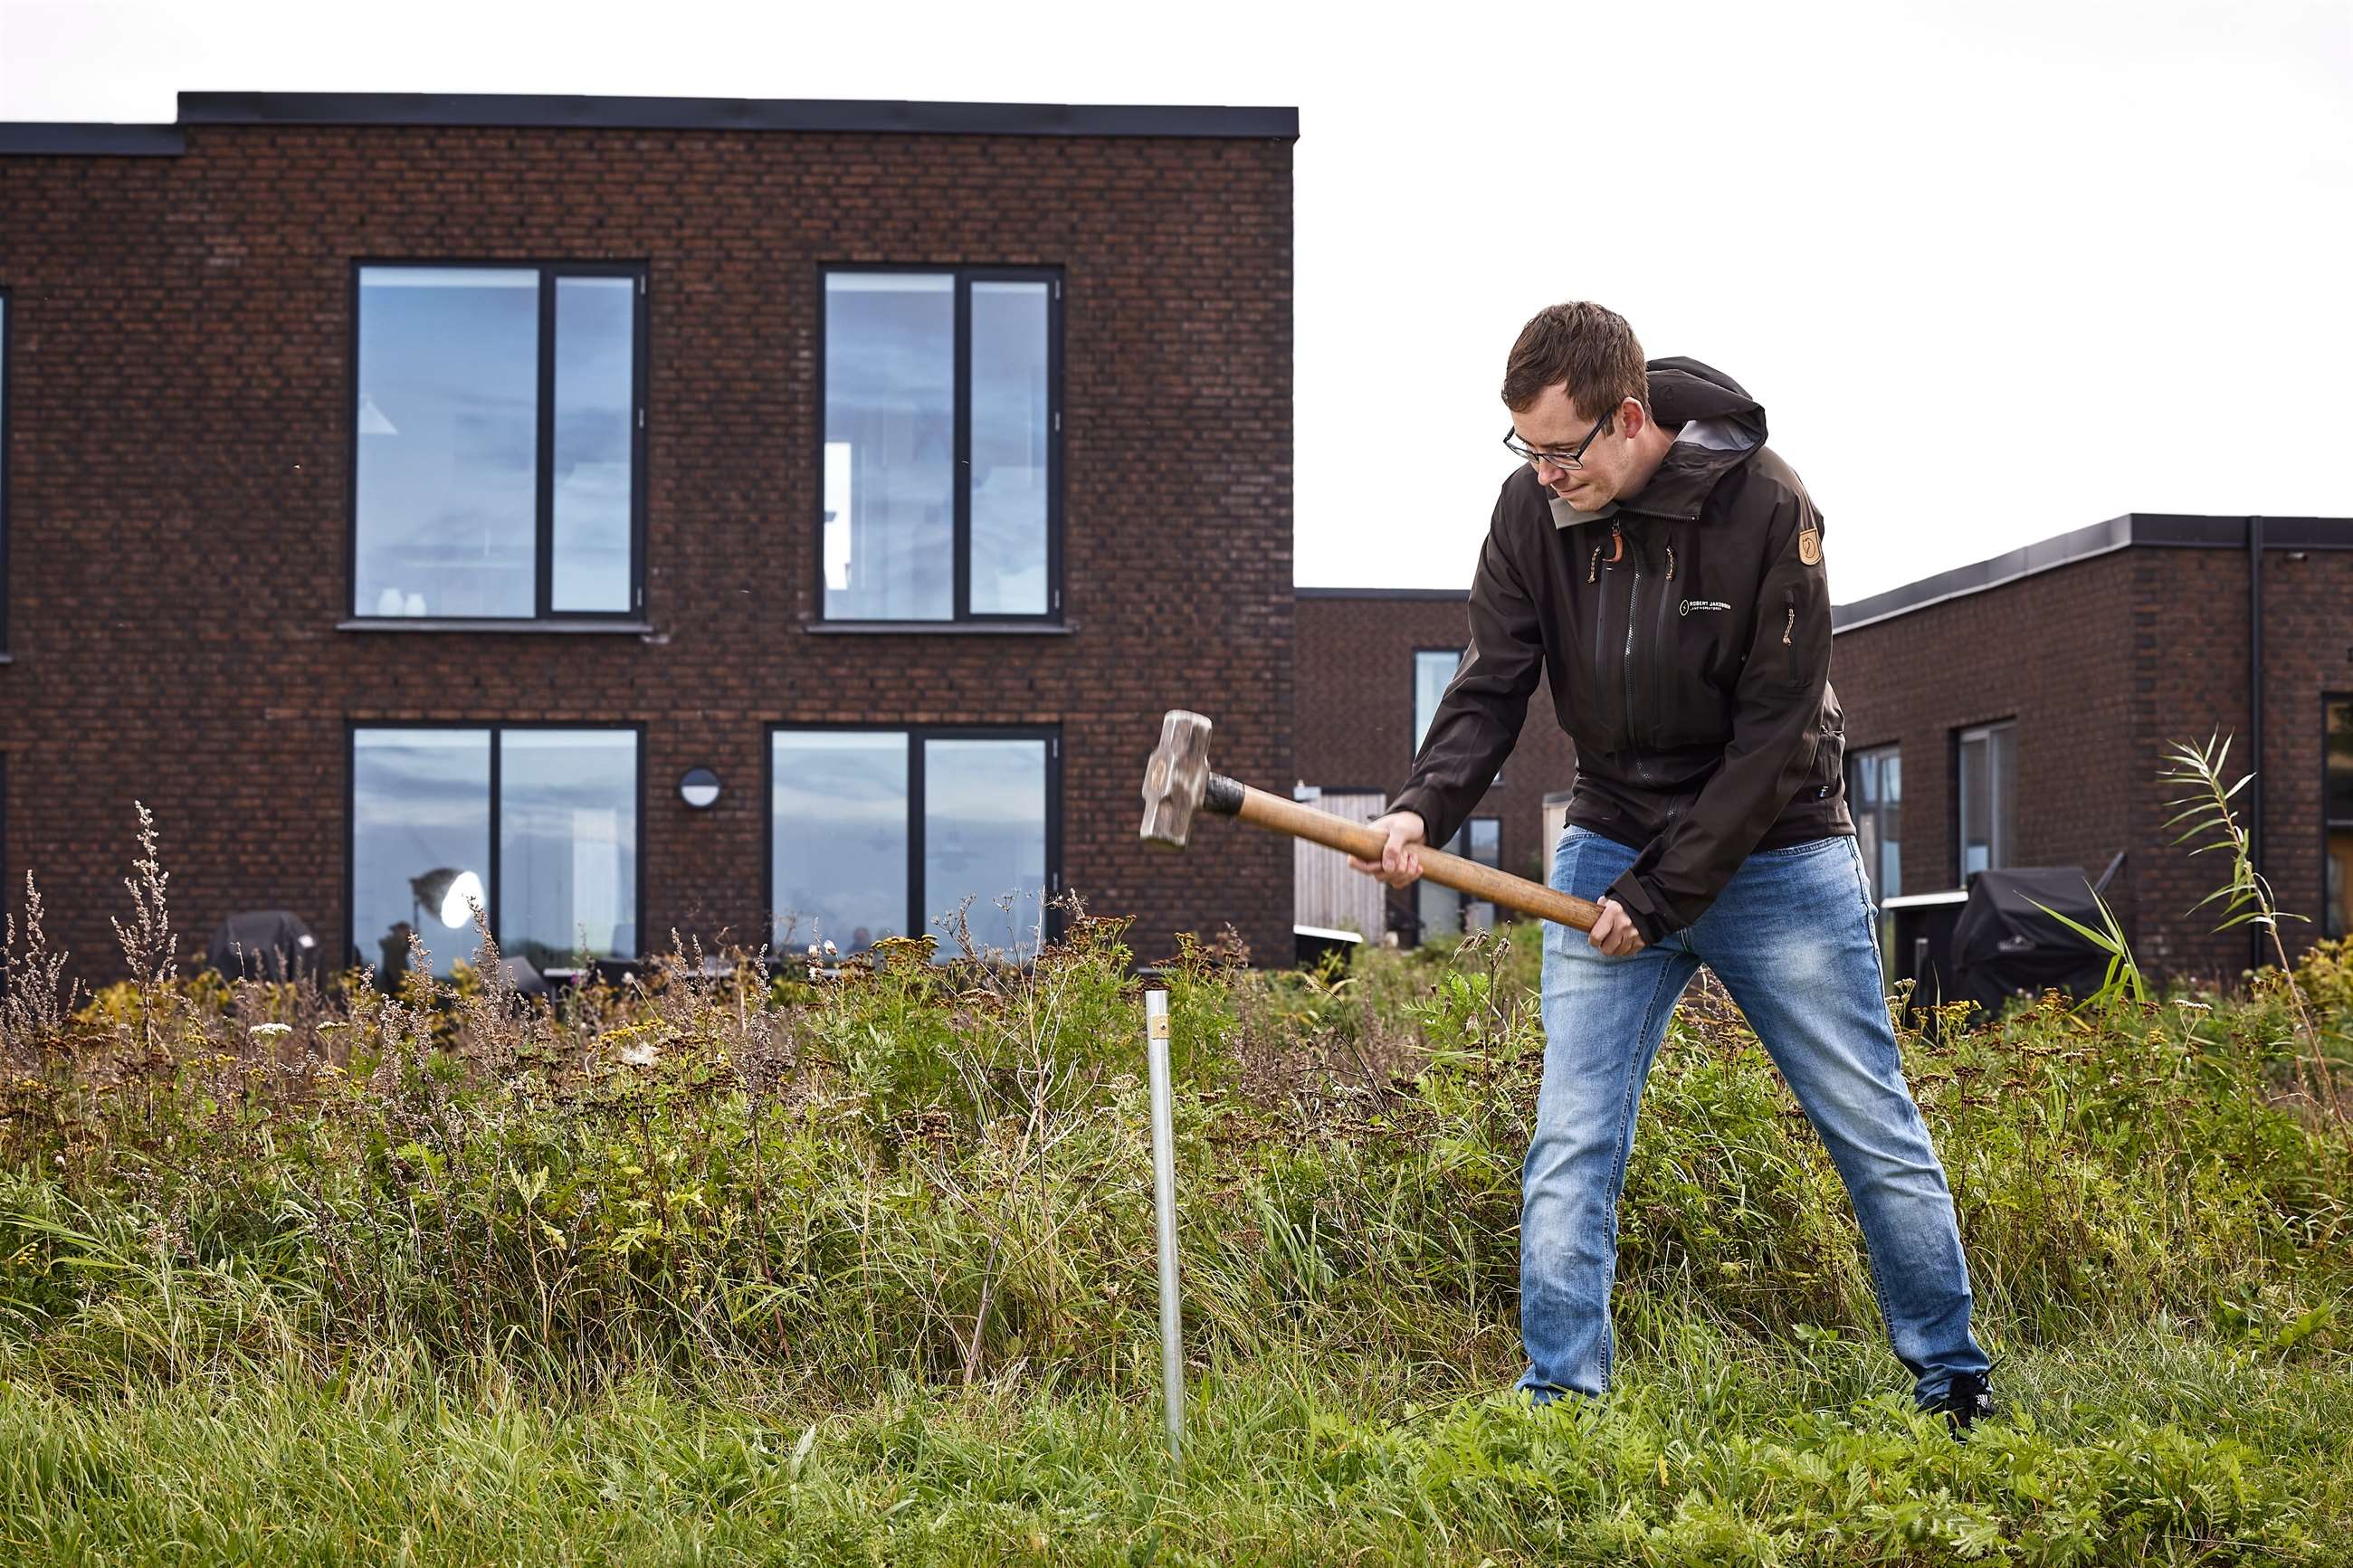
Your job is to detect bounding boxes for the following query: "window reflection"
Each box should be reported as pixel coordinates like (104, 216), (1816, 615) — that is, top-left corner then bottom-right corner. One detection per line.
(1416, 816), (1500, 943)
(1958, 722), (2015, 879)
(771, 731), (910, 953)
(824, 274), (954, 621)
(352, 729), (491, 978)
(355, 269), (538, 618)
(924, 738), (1049, 961)
(969, 281), (1050, 614)
(500, 730), (638, 966)
(551, 277), (636, 612)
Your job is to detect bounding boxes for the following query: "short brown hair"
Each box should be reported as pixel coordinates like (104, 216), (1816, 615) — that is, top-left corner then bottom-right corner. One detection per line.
(1500, 301), (1648, 420)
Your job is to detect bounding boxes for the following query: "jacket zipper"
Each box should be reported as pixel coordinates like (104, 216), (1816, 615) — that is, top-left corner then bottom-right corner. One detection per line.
(1650, 530), (1675, 750)
(1622, 537), (1642, 757)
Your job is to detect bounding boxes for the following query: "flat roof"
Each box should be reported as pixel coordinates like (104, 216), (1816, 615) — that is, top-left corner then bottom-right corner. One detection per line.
(1831, 512), (2352, 634)
(1300, 513), (2353, 632)
(0, 91), (1297, 156)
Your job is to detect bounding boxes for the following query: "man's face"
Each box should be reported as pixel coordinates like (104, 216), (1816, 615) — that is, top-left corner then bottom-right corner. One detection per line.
(1510, 380), (1641, 509)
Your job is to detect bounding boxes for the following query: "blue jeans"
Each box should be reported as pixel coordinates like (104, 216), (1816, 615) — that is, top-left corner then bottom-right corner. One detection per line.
(1518, 825), (1988, 1407)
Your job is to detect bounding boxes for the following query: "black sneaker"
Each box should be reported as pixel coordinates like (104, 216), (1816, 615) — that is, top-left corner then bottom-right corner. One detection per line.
(1925, 1372), (1994, 1439)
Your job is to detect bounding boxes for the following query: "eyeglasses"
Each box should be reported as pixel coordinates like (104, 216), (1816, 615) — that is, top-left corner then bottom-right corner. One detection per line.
(1503, 409), (1612, 471)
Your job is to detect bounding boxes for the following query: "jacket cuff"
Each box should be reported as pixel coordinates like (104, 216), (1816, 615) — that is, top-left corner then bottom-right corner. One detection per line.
(1602, 870), (1679, 947)
(1386, 787), (1449, 853)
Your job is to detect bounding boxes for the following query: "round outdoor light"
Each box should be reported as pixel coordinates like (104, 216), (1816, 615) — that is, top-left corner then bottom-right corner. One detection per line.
(679, 766), (722, 811)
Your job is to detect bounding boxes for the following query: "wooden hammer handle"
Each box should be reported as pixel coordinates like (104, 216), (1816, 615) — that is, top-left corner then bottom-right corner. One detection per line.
(1224, 781), (1603, 934)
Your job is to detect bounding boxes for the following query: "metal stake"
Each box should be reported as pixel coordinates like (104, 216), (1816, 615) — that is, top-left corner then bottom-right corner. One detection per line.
(1146, 988), (1184, 1459)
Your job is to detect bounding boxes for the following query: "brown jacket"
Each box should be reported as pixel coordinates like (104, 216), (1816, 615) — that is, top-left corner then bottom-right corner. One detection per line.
(1390, 357), (1852, 946)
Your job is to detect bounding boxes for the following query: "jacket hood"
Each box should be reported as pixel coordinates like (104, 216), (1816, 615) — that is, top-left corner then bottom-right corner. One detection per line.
(1547, 356), (1767, 529)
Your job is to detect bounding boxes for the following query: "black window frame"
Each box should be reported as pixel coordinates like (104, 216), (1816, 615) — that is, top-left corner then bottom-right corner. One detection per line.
(345, 259), (651, 624)
(814, 263), (1065, 626)
(344, 719), (650, 973)
(763, 721), (1064, 955)
(2326, 691), (2353, 940)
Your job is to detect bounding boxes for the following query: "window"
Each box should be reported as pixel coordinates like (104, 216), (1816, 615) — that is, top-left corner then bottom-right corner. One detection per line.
(352, 263), (645, 621)
(821, 270), (1061, 622)
(1956, 721), (2016, 880)
(1415, 815), (1500, 944)
(2327, 697), (2353, 939)
(1847, 745), (1901, 967)
(1415, 647), (1500, 785)
(350, 727), (640, 977)
(770, 727), (1059, 960)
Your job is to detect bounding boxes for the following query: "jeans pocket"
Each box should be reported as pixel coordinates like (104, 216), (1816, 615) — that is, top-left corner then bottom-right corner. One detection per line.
(1753, 833), (1849, 860)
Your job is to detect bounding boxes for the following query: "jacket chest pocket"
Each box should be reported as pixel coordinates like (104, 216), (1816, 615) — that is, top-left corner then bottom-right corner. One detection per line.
(1663, 581), (1747, 700)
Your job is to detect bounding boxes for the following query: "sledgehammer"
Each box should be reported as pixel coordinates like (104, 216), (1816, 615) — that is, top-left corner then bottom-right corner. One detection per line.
(1138, 708), (1603, 933)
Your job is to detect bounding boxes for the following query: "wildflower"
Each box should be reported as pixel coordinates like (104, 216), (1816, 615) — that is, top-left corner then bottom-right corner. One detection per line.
(250, 1022), (293, 1039)
(823, 939), (838, 957)
(620, 1041), (660, 1068)
(806, 943), (821, 959)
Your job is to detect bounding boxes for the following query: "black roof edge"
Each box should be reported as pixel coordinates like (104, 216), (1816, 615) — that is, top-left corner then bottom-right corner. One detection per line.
(1296, 586), (1470, 602)
(1832, 512), (2352, 633)
(176, 91), (1298, 139)
(0, 122), (185, 156)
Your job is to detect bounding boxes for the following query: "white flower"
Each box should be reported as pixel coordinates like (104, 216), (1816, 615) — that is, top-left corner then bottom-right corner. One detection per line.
(822, 939), (839, 957)
(619, 1041), (660, 1069)
(806, 943), (821, 958)
(249, 1022), (293, 1039)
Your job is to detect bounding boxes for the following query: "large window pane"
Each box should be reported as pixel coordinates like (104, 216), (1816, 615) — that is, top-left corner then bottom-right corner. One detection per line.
(824, 274), (954, 621)
(352, 729), (491, 978)
(1414, 647), (1497, 785)
(1958, 723), (2015, 879)
(1414, 650), (1459, 754)
(356, 269), (538, 618)
(1848, 745), (1902, 973)
(550, 277), (636, 612)
(969, 281), (1051, 615)
(923, 738), (1049, 961)
(1465, 817), (1501, 934)
(500, 730), (638, 965)
(772, 732), (910, 954)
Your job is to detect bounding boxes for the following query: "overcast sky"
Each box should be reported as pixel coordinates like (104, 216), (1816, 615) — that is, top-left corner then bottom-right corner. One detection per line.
(5, 0), (2346, 604)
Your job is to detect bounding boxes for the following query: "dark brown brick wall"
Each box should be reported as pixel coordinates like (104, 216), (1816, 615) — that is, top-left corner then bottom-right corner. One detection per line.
(0, 123), (1293, 979)
(1294, 592), (1580, 897)
(1830, 540), (2353, 988)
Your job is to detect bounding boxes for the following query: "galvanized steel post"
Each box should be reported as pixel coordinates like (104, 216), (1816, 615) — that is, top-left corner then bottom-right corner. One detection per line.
(1146, 988), (1184, 1459)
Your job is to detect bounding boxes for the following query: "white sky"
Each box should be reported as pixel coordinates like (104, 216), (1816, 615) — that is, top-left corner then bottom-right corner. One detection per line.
(5, 0), (2348, 604)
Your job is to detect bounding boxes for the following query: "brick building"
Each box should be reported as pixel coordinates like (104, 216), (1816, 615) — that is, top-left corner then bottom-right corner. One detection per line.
(1831, 513), (2353, 988)
(1292, 587), (1580, 944)
(1296, 515), (2353, 984)
(0, 91), (1297, 984)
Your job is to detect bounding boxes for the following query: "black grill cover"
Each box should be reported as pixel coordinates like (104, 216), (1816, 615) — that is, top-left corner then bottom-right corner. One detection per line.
(1949, 869), (2110, 1022)
(205, 909), (322, 983)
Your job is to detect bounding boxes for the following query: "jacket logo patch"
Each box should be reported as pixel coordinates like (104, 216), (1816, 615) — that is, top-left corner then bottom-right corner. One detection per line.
(1797, 527), (1822, 565)
(1677, 599), (1731, 616)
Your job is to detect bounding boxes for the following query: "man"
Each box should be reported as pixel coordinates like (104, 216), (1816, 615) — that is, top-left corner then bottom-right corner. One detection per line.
(1350, 301), (1993, 1430)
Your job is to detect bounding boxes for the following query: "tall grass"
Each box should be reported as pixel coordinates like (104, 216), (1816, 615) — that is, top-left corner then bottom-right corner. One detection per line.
(0, 816), (2348, 1562)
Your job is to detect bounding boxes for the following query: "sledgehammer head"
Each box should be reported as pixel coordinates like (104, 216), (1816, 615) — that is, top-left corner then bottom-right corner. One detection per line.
(1139, 709), (1215, 849)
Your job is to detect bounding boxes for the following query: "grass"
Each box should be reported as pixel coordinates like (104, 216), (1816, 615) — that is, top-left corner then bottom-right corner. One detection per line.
(0, 851), (2348, 1563)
